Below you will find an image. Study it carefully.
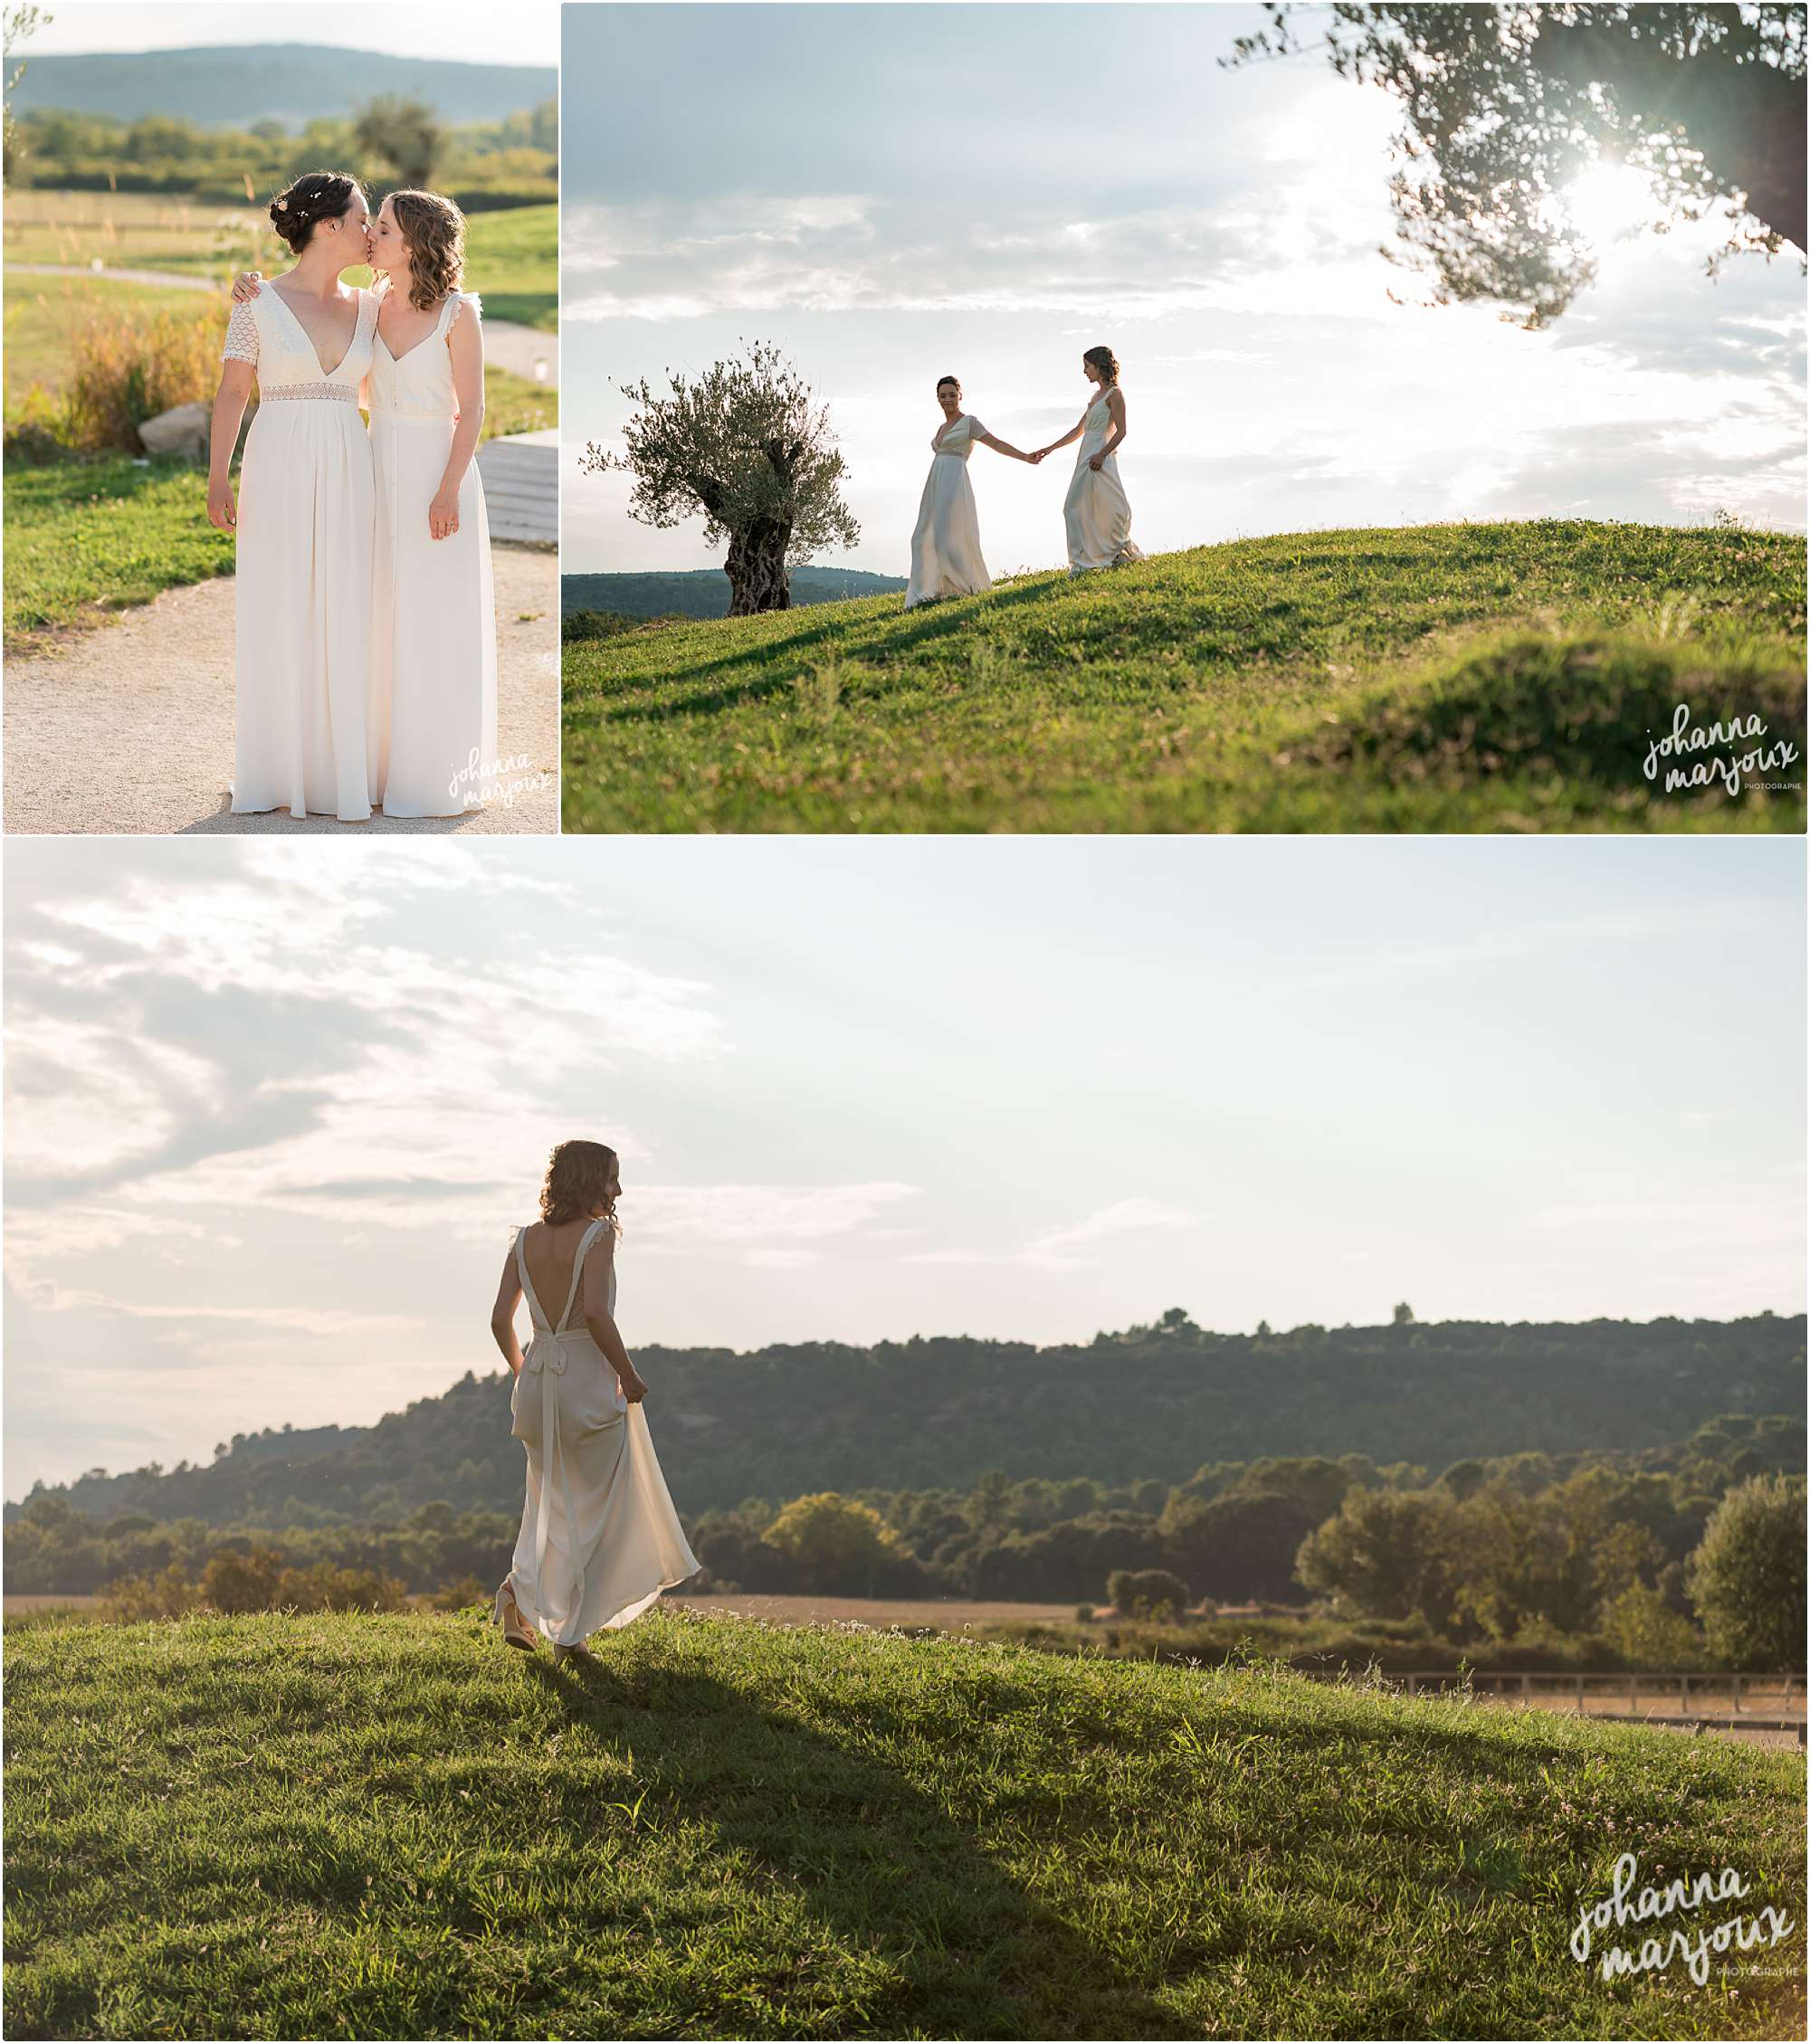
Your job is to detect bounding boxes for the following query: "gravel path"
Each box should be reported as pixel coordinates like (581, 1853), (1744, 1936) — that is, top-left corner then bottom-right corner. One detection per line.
(4, 547), (558, 835)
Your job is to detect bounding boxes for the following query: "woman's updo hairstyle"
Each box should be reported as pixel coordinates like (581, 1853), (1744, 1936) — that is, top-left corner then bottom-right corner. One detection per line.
(269, 169), (364, 254)
(385, 188), (467, 311)
(936, 375), (961, 395)
(1082, 345), (1119, 384)
(539, 1139), (622, 1234)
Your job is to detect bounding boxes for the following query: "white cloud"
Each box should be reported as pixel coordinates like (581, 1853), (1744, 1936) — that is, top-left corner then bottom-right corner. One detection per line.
(1020, 1197), (1202, 1272)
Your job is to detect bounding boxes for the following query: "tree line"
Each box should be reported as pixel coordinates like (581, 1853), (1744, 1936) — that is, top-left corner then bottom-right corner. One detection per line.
(14, 1311), (1802, 1533)
(9, 1413), (1800, 1668)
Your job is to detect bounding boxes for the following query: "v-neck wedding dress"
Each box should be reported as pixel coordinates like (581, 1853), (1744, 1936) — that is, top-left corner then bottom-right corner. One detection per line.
(1063, 385), (1144, 575)
(905, 413), (992, 608)
(221, 285), (379, 820)
(504, 1218), (700, 1647)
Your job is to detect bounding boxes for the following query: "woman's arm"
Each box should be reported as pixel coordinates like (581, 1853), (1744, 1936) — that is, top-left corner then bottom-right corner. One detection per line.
(975, 427), (1031, 462)
(430, 299), (486, 542)
(1029, 414), (1089, 463)
(490, 1244), (525, 1375)
(206, 360), (255, 531)
(580, 1232), (648, 1403)
(1088, 388), (1128, 471)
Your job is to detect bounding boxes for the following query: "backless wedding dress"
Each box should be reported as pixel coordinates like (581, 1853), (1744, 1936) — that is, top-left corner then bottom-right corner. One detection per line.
(905, 413), (992, 607)
(504, 1218), (699, 1646)
(1063, 385), (1144, 575)
(221, 286), (379, 820)
(367, 287), (499, 817)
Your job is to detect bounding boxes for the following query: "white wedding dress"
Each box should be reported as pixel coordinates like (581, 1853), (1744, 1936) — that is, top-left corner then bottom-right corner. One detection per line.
(505, 1219), (699, 1647)
(221, 287), (379, 821)
(367, 289), (499, 816)
(905, 413), (992, 608)
(1063, 385), (1144, 575)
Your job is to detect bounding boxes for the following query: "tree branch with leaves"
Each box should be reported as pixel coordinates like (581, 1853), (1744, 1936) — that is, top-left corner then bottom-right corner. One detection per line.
(1224, 3), (1806, 328)
(578, 340), (860, 614)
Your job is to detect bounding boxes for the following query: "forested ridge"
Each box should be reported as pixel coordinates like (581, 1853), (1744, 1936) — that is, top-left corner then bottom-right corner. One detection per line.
(14, 1310), (1802, 1529)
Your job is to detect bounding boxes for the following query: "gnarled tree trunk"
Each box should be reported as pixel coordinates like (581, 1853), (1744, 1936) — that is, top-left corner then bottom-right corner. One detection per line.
(724, 514), (793, 615)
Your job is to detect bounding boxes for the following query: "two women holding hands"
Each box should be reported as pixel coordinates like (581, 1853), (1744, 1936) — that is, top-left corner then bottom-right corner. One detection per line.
(903, 344), (1142, 609)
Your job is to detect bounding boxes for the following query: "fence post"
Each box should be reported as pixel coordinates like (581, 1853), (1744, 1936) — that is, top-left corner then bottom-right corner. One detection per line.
(1630, 1673), (1638, 1715)
(1681, 1673), (1690, 1711)
(1407, 1673), (1417, 1697)
(1733, 1674), (1743, 1715)
(1575, 1673), (1584, 1716)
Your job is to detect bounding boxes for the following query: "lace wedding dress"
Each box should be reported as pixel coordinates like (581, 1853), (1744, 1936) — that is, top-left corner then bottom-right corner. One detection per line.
(221, 287), (380, 820)
(367, 289), (499, 817)
(905, 413), (992, 608)
(504, 1219), (699, 1647)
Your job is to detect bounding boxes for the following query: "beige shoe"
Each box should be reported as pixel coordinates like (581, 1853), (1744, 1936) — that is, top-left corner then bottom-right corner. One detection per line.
(552, 1639), (595, 1668)
(492, 1580), (536, 1651)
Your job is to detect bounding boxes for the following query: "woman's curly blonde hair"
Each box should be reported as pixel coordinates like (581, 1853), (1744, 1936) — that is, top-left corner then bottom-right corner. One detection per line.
(539, 1139), (622, 1234)
(386, 188), (466, 311)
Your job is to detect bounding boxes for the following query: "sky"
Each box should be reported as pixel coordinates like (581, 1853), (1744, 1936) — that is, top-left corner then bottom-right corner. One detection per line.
(5, 835), (1805, 1497)
(25, 4), (559, 68)
(562, 2), (1809, 576)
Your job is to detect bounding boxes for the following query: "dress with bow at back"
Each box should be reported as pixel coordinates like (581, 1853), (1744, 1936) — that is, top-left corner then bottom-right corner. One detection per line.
(1063, 385), (1144, 575)
(367, 287), (499, 817)
(905, 413), (992, 608)
(505, 1218), (699, 1647)
(221, 285), (379, 821)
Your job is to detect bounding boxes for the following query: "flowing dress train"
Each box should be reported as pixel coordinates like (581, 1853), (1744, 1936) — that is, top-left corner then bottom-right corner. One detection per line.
(905, 413), (991, 607)
(505, 1219), (700, 1647)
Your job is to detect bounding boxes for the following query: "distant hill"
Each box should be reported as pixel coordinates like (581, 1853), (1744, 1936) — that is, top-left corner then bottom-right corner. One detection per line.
(14, 44), (555, 126)
(11, 1312), (1802, 1528)
(561, 567), (907, 620)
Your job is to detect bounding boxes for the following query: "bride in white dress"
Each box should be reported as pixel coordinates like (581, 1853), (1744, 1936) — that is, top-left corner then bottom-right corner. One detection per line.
(209, 170), (379, 822)
(365, 190), (499, 816)
(1030, 346), (1145, 575)
(903, 376), (1034, 608)
(488, 1140), (699, 1662)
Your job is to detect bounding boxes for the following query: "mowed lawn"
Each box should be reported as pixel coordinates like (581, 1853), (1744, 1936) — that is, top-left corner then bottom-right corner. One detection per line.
(562, 521), (1806, 832)
(5, 1609), (1805, 2041)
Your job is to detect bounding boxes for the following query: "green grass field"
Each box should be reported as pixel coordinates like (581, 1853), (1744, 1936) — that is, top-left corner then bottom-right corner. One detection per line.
(5, 1609), (1804, 2039)
(2, 456), (233, 648)
(5, 192), (557, 330)
(561, 521), (1806, 832)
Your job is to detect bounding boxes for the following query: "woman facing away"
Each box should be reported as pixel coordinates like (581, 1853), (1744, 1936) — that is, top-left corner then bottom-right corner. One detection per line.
(231, 187), (500, 817)
(1028, 345), (1145, 575)
(488, 1140), (699, 1663)
(903, 375), (1034, 608)
(209, 170), (380, 822)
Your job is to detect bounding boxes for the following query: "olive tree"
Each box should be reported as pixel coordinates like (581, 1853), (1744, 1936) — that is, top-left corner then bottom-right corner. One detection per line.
(579, 341), (859, 615)
(353, 93), (443, 192)
(1224, 4), (1807, 327)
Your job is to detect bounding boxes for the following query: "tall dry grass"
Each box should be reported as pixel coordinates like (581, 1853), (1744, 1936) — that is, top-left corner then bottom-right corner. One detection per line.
(19, 300), (227, 456)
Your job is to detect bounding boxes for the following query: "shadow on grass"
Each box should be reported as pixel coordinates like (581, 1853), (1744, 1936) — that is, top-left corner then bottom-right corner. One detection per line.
(523, 1649), (1199, 2040)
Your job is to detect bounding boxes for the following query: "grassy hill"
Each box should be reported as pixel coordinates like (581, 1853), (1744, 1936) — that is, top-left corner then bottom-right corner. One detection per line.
(13, 1315), (1802, 1528)
(6, 1609), (1804, 2039)
(13, 45), (555, 125)
(562, 566), (909, 620)
(560, 520), (1806, 832)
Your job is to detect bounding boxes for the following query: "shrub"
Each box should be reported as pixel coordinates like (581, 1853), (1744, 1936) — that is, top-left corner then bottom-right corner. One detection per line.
(1107, 1567), (1191, 1621)
(200, 1545), (287, 1614)
(56, 302), (225, 455)
(102, 1564), (202, 1621)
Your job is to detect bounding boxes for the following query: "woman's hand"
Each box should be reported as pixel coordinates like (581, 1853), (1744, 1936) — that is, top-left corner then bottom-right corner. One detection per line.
(1088, 452), (1105, 471)
(231, 271), (262, 304)
(206, 478), (237, 530)
(428, 487), (460, 541)
(618, 1364), (649, 1404)
(1027, 448), (1046, 465)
